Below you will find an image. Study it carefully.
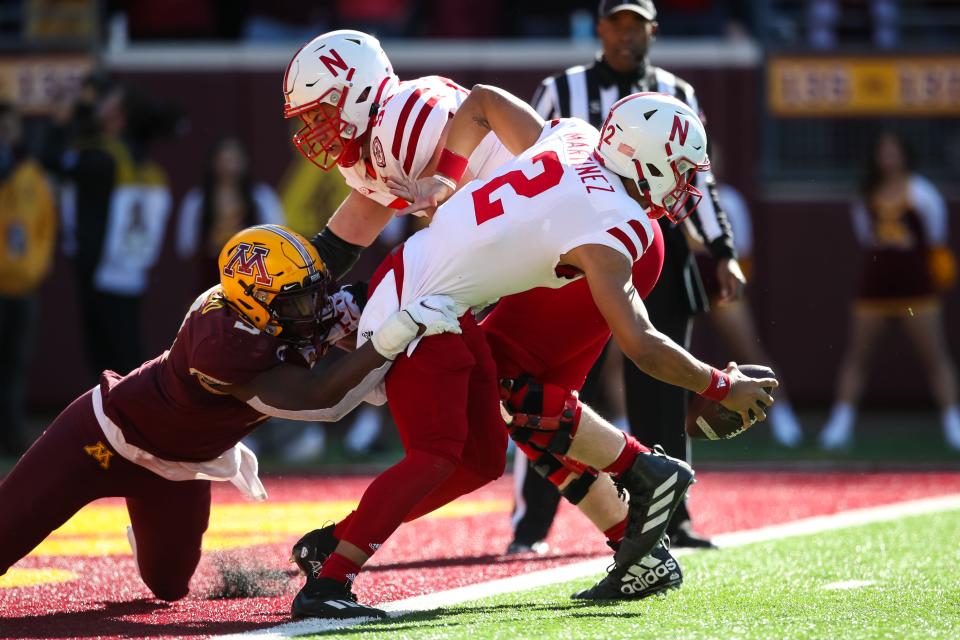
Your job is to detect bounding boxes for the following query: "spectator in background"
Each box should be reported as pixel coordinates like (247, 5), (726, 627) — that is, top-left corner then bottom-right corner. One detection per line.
(808, 0), (899, 49)
(0, 102), (56, 458)
(655, 0), (753, 38)
(60, 80), (179, 377)
(175, 136), (284, 296)
(819, 132), (960, 450)
(686, 146), (804, 447)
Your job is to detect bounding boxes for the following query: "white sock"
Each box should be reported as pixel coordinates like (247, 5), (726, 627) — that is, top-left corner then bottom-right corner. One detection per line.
(943, 406), (960, 449)
(820, 402), (855, 449)
(769, 401), (802, 447)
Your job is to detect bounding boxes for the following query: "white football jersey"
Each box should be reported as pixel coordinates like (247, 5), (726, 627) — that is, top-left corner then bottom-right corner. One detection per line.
(359, 118), (654, 348)
(338, 76), (512, 208)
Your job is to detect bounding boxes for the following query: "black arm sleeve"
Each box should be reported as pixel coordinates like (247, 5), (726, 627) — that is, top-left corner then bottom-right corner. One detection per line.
(309, 227), (363, 281)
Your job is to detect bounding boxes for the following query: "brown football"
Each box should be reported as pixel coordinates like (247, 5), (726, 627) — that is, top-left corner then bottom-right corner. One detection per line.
(685, 364), (776, 440)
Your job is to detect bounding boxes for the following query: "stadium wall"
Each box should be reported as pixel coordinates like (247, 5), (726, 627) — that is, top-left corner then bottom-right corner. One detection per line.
(27, 42), (960, 411)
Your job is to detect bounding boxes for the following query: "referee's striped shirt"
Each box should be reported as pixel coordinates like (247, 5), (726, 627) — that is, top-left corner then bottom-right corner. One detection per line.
(531, 57), (736, 265)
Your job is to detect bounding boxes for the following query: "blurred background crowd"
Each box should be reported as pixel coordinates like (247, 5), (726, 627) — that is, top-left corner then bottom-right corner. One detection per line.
(0, 0), (958, 468)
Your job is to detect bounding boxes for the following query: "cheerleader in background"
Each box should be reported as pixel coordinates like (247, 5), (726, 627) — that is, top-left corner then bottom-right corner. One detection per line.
(819, 132), (960, 450)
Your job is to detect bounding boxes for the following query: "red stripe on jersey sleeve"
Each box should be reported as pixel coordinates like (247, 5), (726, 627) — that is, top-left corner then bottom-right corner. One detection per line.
(607, 227), (638, 261)
(387, 197), (409, 210)
(403, 96), (440, 175)
(626, 219), (650, 252)
(391, 89), (425, 160)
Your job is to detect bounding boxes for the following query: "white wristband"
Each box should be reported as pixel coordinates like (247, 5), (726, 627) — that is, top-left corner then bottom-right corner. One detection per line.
(370, 310), (421, 360)
(432, 173), (457, 191)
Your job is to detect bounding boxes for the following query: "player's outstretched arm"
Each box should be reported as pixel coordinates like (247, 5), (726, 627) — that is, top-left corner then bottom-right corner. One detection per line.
(387, 84), (546, 216)
(563, 244), (777, 427)
(228, 296), (462, 421)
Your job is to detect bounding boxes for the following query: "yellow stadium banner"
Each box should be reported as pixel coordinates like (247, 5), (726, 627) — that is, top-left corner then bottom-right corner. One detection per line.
(0, 55), (94, 115)
(768, 56), (960, 117)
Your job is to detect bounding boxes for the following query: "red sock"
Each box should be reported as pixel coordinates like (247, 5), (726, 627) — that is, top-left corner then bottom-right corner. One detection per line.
(604, 517), (627, 545)
(602, 433), (651, 478)
(318, 552), (362, 584)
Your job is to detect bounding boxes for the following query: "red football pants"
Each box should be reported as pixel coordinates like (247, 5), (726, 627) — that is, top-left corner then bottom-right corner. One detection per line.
(338, 255), (507, 556)
(0, 390), (211, 601)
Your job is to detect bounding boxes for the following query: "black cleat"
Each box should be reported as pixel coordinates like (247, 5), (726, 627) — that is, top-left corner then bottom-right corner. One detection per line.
(669, 521), (717, 549)
(615, 445), (695, 567)
(572, 541), (682, 600)
(291, 524), (338, 577)
(505, 539), (550, 555)
(291, 576), (387, 620)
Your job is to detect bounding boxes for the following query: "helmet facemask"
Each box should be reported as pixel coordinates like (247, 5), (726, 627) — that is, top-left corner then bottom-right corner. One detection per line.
(288, 87), (363, 171)
(242, 276), (333, 348)
(271, 280), (334, 347)
(633, 153), (710, 223)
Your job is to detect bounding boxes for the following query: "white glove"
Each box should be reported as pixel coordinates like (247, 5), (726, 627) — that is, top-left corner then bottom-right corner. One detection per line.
(370, 295), (462, 360)
(403, 295), (462, 337)
(324, 287), (363, 346)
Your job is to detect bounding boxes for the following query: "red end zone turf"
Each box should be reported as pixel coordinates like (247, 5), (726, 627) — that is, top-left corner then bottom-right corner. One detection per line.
(2, 471), (960, 640)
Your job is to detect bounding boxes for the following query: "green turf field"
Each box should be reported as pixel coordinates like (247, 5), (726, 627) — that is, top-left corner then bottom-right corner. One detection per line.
(301, 509), (960, 640)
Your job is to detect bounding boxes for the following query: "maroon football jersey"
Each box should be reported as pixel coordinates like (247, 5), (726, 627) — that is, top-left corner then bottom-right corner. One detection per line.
(100, 287), (311, 462)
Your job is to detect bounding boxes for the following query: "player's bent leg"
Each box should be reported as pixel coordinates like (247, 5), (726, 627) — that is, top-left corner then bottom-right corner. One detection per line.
(562, 472), (628, 535)
(402, 317), (508, 522)
(294, 330), (475, 619)
(125, 478), (211, 601)
(568, 404), (694, 566)
(0, 390), (117, 576)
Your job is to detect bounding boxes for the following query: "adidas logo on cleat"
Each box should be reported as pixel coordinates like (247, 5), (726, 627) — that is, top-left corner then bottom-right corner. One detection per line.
(620, 557), (679, 595)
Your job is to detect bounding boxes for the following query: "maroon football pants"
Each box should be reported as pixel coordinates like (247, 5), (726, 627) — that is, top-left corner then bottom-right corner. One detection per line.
(0, 389), (211, 601)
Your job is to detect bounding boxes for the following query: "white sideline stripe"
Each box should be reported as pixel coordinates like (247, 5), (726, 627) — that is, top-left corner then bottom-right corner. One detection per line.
(822, 580), (875, 590)
(216, 493), (960, 639)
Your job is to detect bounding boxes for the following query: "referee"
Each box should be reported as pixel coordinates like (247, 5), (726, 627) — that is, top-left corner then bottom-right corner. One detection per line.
(507, 0), (745, 554)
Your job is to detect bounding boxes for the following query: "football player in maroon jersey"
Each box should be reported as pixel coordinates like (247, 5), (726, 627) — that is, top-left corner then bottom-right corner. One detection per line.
(0, 224), (458, 604)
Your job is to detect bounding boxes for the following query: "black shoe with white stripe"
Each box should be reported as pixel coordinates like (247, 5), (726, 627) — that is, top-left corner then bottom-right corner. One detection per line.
(615, 445), (695, 568)
(571, 540), (682, 600)
(291, 525), (338, 576)
(291, 576), (387, 620)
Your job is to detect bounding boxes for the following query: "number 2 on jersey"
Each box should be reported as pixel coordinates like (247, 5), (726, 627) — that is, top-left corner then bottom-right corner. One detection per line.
(472, 151), (563, 225)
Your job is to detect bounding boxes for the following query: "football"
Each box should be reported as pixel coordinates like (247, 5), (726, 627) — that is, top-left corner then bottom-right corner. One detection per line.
(685, 364), (776, 440)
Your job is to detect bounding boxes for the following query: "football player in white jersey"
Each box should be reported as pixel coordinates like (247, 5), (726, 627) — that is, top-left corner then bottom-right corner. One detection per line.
(282, 29), (513, 279)
(283, 51), (778, 614)
(282, 28), (679, 612)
